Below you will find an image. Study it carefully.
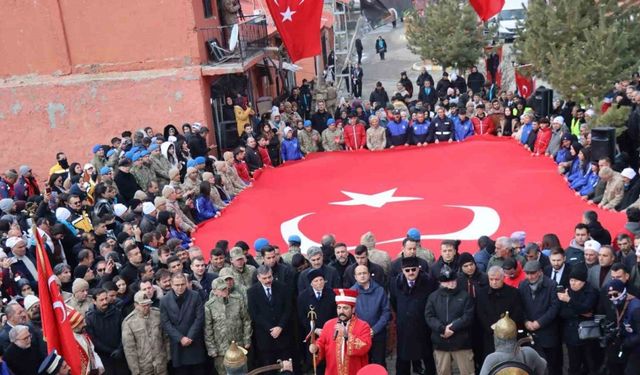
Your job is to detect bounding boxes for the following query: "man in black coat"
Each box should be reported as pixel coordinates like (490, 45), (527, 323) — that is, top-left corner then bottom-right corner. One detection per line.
(342, 245), (386, 288)
(114, 159), (141, 206)
(4, 325), (45, 375)
(244, 137), (263, 175)
(543, 248), (572, 288)
(467, 66), (485, 94)
(369, 82), (390, 109)
(187, 127), (212, 158)
(257, 246), (294, 292)
(310, 101), (332, 134)
(85, 289), (129, 375)
(160, 273), (207, 375)
(296, 269), (337, 374)
(390, 256), (437, 375)
(390, 237), (430, 280)
(518, 260), (562, 375)
(248, 265), (293, 369)
(475, 265), (525, 360)
(582, 210), (612, 245)
(425, 265), (475, 375)
(329, 243), (355, 287)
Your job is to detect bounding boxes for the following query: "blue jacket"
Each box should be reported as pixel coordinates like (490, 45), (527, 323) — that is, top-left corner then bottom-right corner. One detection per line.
(387, 119), (409, 146)
(565, 158), (581, 176)
(195, 195), (217, 223)
(567, 161), (588, 183)
(169, 227), (191, 248)
(555, 147), (572, 164)
(281, 138), (303, 161)
(579, 172), (600, 196)
(452, 116), (473, 141)
(411, 119), (431, 144)
(351, 280), (391, 335)
(520, 122), (533, 144)
(570, 168), (594, 191)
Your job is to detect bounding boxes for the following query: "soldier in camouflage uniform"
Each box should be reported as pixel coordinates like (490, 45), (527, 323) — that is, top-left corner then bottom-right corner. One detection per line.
(360, 231), (392, 275)
(298, 121), (321, 154)
(218, 268), (248, 305)
(121, 291), (168, 375)
(149, 144), (172, 189)
(130, 152), (155, 194)
(281, 235), (302, 265)
(204, 278), (252, 375)
(222, 247), (256, 289)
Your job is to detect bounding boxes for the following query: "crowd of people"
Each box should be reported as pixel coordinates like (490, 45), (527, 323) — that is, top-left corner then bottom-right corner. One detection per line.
(0, 68), (639, 375)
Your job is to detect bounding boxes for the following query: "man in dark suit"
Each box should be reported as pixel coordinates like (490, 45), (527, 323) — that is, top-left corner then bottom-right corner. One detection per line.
(248, 265), (293, 369)
(543, 248), (572, 288)
(518, 260), (561, 375)
(587, 245), (615, 290)
(297, 269), (336, 374)
(5, 237), (38, 289)
(160, 272), (207, 375)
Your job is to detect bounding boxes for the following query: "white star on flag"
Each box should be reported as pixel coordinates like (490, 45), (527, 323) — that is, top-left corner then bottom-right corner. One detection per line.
(280, 6), (296, 22)
(329, 188), (422, 208)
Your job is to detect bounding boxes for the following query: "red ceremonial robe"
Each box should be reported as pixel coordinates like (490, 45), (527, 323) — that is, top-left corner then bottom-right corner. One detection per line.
(315, 316), (372, 375)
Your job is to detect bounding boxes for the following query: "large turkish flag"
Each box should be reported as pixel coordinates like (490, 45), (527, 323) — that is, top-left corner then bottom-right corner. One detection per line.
(194, 137), (625, 259)
(264, 0), (324, 62)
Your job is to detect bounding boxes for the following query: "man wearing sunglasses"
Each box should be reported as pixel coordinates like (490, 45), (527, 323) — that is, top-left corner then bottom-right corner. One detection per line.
(390, 256), (437, 375)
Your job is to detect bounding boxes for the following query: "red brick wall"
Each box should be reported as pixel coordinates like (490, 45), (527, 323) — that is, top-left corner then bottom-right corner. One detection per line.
(0, 66), (213, 178)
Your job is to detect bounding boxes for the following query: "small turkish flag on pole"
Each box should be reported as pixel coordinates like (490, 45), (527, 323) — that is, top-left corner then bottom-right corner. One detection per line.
(469, 0), (505, 21)
(265, 0), (324, 62)
(35, 227), (83, 375)
(515, 68), (535, 99)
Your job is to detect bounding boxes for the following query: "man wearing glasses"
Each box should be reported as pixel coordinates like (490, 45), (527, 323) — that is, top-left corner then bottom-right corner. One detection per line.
(390, 256), (437, 375)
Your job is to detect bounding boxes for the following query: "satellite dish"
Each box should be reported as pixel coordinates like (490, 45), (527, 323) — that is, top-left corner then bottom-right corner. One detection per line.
(229, 24), (239, 52)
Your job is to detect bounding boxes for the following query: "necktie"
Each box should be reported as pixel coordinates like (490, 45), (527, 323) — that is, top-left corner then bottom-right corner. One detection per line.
(408, 280), (415, 288)
(316, 291), (322, 300)
(468, 280), (475, 298)
(266, 287), (272, 302)
(553, 271), (558, 283)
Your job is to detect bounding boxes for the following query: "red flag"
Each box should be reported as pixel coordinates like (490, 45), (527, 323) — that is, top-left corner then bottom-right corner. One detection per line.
(515, 68), (535, 98)
(264, 0), (323, 62)
(34, 228), (82, 375)
(469, 0), (505, 21)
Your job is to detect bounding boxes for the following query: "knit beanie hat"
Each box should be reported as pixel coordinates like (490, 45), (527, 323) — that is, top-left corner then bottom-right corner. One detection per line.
(72, 278), (89, 293)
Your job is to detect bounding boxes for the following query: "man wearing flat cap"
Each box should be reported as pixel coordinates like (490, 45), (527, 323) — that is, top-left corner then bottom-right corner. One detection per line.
(297, 269), (337, 373)
(310, 288), (371, 375)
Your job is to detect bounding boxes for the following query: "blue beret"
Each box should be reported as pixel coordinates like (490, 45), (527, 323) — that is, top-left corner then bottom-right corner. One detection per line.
(186, 159), (197, 168)
(254, 238), (269, 251)
(106, 149), (116, 158)
(407, 228), (421, 241)
(99, 166), (112, 175)
(148, 143), (159, 152)
(131, 152), (143, 162)
(304, 120), (312, 127)
(92, 144), (102, 154)
(138, 150), (150, 158)
(327, 118), (335, 125)
(288, 234), (301, 244)
(124, 151), (135, 160)
(195, 156), (206, 165)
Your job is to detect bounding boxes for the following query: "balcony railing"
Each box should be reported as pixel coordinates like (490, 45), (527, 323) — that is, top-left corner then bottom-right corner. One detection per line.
(198, 15), (268, 65)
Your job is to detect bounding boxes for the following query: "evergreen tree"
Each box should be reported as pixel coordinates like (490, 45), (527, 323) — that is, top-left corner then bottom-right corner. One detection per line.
(514, 0), (640, 102)
(405, 0), (490, 71)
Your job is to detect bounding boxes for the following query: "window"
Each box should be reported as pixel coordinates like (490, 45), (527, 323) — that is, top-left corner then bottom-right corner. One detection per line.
(203, 0), (213, 18)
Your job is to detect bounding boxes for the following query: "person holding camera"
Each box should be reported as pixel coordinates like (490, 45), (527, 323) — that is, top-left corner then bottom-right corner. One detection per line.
(603, 279), (640, 374)
(557, 264), (599, 375)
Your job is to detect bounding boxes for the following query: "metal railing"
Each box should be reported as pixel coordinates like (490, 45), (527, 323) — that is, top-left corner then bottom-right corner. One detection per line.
(198, 15), (268, 64)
